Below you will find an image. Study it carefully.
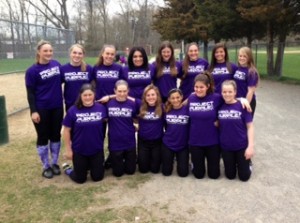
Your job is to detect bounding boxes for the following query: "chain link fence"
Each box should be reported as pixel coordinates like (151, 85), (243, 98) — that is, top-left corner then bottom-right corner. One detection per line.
(0, 19), (75, 72)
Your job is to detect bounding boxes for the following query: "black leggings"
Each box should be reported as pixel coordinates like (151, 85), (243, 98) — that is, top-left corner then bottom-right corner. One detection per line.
(250, 97), (256, 118)
(33, 107), (63, 145)
(190, 145), (220, 179)
(137, 137), (162, 174)
(161, 143), (189, 177)
(70, 151), (105, 184)
(110, 149), (137, 177)
(222, 149), (251, 182)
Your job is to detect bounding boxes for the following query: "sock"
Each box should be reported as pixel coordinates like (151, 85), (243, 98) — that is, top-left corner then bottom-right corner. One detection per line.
(50, 141), (61, 165)
(37, 145), (50, 169)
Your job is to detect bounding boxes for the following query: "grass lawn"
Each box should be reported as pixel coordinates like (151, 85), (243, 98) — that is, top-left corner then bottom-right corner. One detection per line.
(0, 139), (153, 222)
(1, 49), (299, 81)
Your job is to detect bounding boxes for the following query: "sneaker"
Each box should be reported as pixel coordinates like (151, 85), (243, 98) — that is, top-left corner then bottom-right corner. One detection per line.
(249, 159), (253, 172)
(52, 164), (61, 175)
(42, 167), (53, 179)
(62, 163), (73, 175)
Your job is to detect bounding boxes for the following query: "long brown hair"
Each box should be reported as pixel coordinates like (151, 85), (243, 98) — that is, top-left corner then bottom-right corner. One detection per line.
(69, 44), (87, 72)
(35, 40), (52, 64)
(139, 84), (163, 118)
(209, 42), (232, 74)
(182, 42), (199, 80)
(155, 41), (178, 78)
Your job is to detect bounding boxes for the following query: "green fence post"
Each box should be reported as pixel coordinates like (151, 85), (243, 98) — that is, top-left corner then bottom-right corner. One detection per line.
(0, 95), (9, 145)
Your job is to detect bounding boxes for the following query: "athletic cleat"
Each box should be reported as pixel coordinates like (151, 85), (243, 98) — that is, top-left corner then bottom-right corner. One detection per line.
(42, 167), (53, 179)
(52, 164), (61, 175)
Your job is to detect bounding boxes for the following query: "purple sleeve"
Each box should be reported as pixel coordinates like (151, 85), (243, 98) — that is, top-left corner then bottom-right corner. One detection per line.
(247, 71), (258, 87)
(62, 107), (75, 128)
(244, 108), (253, 124)
(25, 66), (37, 89)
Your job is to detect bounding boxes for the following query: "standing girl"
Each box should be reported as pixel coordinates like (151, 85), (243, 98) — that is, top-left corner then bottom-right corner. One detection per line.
(180, 42), (209, 99)
(92, 44), (124, 100)
(123, 46), (154, 99)
(61, 44), (93, 111)
(151, 41), (181, 102)
(25, 40), (63, 178)
(137, 84), (164, 173)
(106, 80), (138, 177)
(162, 88), (189, 177)
(233, 46), (259, 116)
(62, 84), (107, 184)
(187, 72), (222, 179)
(218, 80), (254, 181)
(208, 43), (238, 94)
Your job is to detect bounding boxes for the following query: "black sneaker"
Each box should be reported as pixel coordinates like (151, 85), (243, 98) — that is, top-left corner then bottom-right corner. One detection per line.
(52, 164), (61, 175)
(42, 167), (53, 179)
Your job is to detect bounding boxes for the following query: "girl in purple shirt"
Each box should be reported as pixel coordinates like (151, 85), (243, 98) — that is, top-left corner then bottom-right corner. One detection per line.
(151, 41), (181, 102)
(61, 44), (93, 111)
(25, 40), (63, 179)
(122, 47), (153, 99)
(62, 84), (107, 184)
(187, 72), (222, 179)
(162, 88), (189, 177)
(180, 42), (209, 100)
(137, 84), (164, 173)
(218, 80), (254, 181)
(208, 43), (238, 94)
(106, 80), (138, 177)
(92, 44), (123, 100)
(233, 46), (259, 116)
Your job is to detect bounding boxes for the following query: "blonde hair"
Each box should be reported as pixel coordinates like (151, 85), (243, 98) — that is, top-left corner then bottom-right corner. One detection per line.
(238, 46), (260, 82)
(139, 84), (163, 118)
(95, 44), (116, 66)
(69, 44), (87, 72)
(35, 40), (52, 63)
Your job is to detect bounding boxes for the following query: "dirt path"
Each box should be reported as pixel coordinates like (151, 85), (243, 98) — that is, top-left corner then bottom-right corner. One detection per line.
(3, 75), (300, 222)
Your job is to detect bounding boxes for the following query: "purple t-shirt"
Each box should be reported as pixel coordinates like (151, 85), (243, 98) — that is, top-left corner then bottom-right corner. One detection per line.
(60, 63), (93, 108)
(138, 105), (164, 140)
(152, 61), (182, 99)
(218, 101), (253, 151)
(163, 105), (189, 151)
(210, 62), (238, 94)
(107, 99), (138, 151)
(62, 103), (107, 156)
(92, 63), (123, 100)
(180, 58), (209, 99)
(188, 93), (223, 146)
(233, 66), (259, 99)
(123, 66), (154, 99)
(25, 60), (63, 109)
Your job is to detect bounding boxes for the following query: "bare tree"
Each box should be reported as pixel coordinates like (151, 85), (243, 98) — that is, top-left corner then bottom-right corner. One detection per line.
(95, 0), (110, 43)
(24, 0), (70, 29)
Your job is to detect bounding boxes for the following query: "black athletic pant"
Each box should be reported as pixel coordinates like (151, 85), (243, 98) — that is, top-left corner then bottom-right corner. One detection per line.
(190, 145), (220, 179)
(33, 107), (63, 145)
(250, 97), (256, 118)
(222, 149), (251, 182)
(70, 151), (105, 184)
(137, 137), (162, 173)
(110, 148), (136, 177)
(161, 143), (189, 177)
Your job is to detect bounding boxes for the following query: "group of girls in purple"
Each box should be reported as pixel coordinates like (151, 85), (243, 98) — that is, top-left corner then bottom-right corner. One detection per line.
(25, 39), (259, 183)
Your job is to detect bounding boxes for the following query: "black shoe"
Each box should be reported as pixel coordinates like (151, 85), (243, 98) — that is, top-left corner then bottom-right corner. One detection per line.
(42, 167), (53, 179)
(52, 164), (61, 175)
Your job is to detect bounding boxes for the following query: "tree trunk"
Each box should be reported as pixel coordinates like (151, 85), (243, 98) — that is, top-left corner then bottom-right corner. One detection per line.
(266, 22), (274, 76)
(274, 33), (286, 77)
